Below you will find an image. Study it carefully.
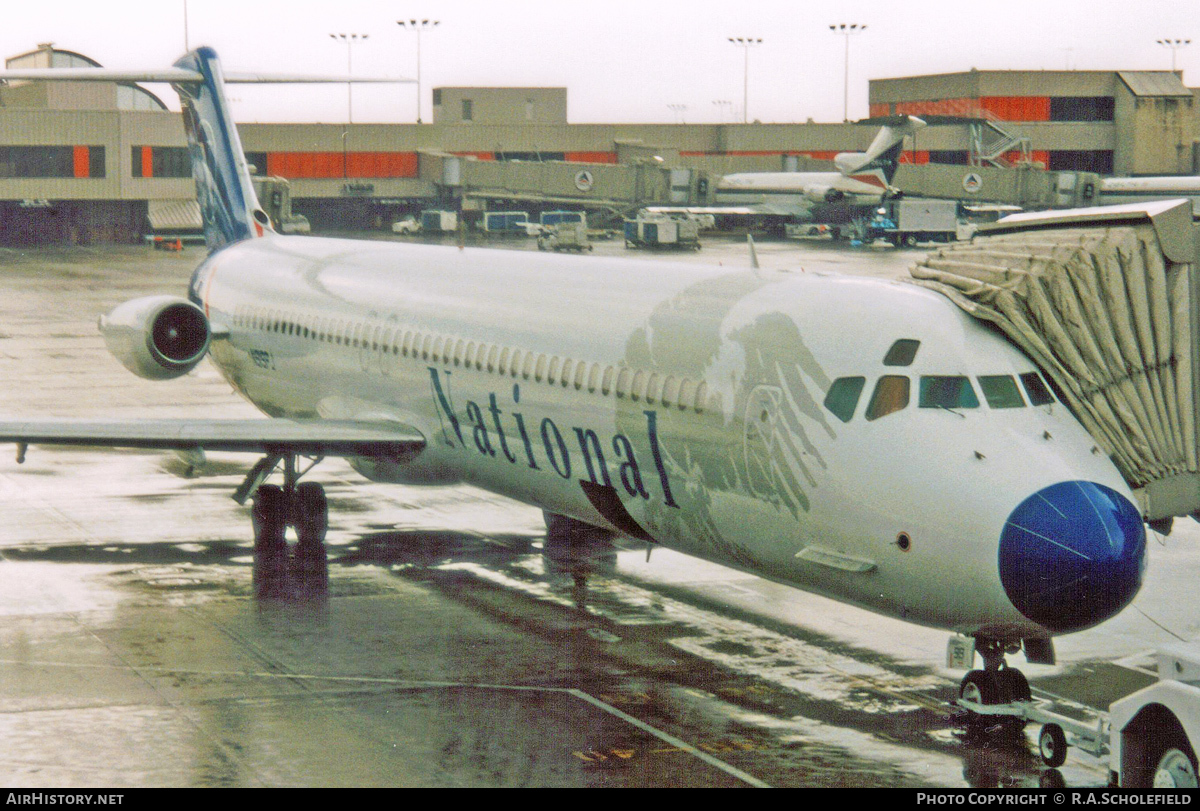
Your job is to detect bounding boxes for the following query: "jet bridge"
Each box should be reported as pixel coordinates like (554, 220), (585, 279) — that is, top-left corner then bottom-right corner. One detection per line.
(909, 200), (1200, 523)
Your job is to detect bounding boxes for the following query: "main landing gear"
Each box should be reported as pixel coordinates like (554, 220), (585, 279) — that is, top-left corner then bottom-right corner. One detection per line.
(237, 454), (329, 599)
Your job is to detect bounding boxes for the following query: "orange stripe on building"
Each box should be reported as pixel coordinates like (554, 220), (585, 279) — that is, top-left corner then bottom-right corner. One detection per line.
(73, 145), (90, 178)
(564, 151), (618, 164)
(142, 146), (153, 178)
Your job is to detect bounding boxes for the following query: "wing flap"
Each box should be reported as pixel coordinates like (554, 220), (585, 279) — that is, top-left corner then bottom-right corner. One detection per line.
(0, 418), (425, 460)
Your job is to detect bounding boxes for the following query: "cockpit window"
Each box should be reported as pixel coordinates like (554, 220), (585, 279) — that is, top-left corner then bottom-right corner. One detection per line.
(919, 376), (980, 409)
(824, 376), (866, 423)
(977, 375), (1026, 409)
(865, 375), (910, 421)
(883, 339), (920, 367)
(1020, 372), (1055, 406)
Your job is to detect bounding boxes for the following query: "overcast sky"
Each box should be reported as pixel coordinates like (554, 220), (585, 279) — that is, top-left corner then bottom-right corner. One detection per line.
(0, 0), (1195, 125)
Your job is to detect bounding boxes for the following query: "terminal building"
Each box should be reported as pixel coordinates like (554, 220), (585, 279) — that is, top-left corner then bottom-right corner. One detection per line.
(0, 43), (1197, 245)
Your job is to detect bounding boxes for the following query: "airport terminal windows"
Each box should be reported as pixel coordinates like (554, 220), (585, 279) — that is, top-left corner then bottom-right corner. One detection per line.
(0, 145), (104, 178)
(1048, 150), (1114, 175)
(131, 146), (190, 178)
(1049, 97), (1115, 122)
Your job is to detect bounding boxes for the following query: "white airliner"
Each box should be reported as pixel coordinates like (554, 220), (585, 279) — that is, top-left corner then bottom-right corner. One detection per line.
(0, 50), (1146, 705)
(649, 116), (926, 224)
(1100, 175), (1200, 215)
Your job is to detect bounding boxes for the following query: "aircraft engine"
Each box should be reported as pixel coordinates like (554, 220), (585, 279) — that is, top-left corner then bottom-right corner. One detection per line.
(804, 185), (844, 203)
(99, 295), (211, 380)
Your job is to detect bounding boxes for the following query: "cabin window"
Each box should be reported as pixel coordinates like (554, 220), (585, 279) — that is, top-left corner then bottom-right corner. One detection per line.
(546, 356), (559, 384)
(486, 345), (499, 372)
(977, 375), (1026, 409)
(498, 347), (511, 375)
(523, 352), (537, 380)
(573, 361), (587, 390)
(677, 379), (695, 410)
(1020, 372), (1055, 406)
(919, 376), (979, 409)
(421, 334), (433, 360)
(509, 349), (522, 377)
(601, 366), (615, 396)
(615, 368), (632, 398)
(883, 339), (921, 366)
(645, 373), (661, 405)
(661, 375), (679, 407)
(824, 376), (866, 423)
(560, 359), (573, 387)
(587, 363), (601, 393)
(631, 370), (646, 401)
(866, 376), (910, 421)
(694, 381), (708, 413)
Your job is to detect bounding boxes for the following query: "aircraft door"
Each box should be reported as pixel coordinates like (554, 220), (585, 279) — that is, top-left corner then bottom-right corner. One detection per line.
(743, 385), (783, 500)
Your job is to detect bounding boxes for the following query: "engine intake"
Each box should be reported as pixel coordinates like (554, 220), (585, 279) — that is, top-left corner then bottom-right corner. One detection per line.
(99, 295), (211, 380)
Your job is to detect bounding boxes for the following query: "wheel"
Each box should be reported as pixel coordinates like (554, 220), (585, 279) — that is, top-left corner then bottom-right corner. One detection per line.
(903, 233), (919, 248)
(959, 669), (1000, 704)
(251, 484), (287, 550)
(1151, 740), (1199, 789)
(995, 668), (1031, 702)
(1038, 723), (1068, 767)
(1039, 769), (1066, 789)
(251, 484), (289, 597)
(293, 482), (328, 545)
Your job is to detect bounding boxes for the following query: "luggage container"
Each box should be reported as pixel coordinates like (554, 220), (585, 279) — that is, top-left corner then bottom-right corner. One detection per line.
(420, 210), (458, 233)
(482, 211), (530, 235)
(623, 214), (700, 250)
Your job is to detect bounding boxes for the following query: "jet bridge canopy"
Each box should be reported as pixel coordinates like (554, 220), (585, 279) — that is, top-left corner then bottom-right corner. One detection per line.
(909, 200), (1200, 521)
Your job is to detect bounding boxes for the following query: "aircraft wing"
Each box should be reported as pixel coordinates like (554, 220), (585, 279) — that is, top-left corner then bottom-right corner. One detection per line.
(0, 418), (425, 459)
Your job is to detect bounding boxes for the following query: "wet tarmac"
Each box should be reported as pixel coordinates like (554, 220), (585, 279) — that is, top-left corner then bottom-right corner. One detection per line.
(0, 234), (1194, 787)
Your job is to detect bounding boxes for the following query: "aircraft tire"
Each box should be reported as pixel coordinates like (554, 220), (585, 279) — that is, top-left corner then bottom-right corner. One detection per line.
(252, 484), (289, 598)
(293, 481), (329, 545)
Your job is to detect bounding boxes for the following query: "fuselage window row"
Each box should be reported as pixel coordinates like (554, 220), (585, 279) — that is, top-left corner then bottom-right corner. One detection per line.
(240, 309), (709, 413)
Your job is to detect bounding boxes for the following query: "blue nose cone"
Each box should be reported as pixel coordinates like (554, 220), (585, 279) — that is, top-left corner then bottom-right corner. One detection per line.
(999, 481), (1146, 634)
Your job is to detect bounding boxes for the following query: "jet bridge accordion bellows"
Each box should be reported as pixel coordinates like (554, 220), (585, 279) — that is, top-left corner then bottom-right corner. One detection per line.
(908, 201), (1200, 521)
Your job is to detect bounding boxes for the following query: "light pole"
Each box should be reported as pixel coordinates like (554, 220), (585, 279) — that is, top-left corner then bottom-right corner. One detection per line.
(1156, 38), (1191, 72)
(712, 99), (733, 123)
(398, 19), (440, 123)
(667, 103), (688, 124)
(727, 37), (762, 124)
(329, 33), (369, 124)
(830, 23), (867, 122)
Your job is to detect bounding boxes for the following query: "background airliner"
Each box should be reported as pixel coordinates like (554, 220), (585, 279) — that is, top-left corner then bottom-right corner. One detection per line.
(0, 50), (1146, 707)
(648, 115), (926, 224)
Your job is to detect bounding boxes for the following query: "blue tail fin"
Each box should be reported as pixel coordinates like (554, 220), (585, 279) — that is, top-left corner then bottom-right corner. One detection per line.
(172, 48), (273, 252)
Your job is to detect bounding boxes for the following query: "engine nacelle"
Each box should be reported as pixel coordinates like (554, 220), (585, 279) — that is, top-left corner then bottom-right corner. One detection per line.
(99, 295), (211, 380)
(804, 185), (845, 203)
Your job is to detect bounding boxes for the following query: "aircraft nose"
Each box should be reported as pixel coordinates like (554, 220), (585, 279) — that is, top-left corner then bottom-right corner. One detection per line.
(998, 481), (1146, 634)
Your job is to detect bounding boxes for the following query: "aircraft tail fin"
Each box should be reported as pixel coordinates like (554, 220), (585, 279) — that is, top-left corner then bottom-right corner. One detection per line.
(834, 116), (926, 189)
(172, 48), (273, 251)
